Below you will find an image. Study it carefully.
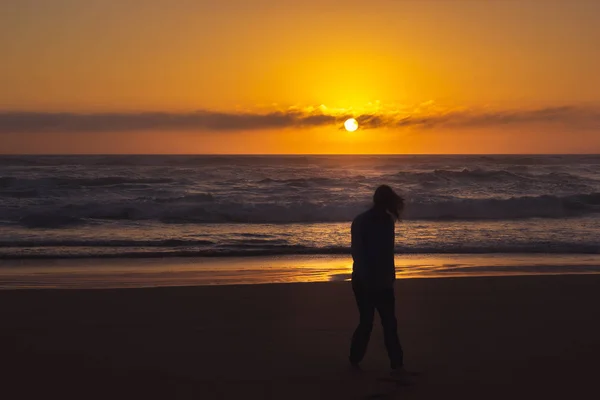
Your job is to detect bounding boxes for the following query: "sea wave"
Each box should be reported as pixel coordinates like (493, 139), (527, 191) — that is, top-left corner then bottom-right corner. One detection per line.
(0, 239), (215, 248)
(4, 192), (600, 227)
(1, 241), (599, 260)
(0, 176), (174, 189)
(388, 168), (598, 187)
(7, 166), (595, 197)
(397, 168), (533, 182)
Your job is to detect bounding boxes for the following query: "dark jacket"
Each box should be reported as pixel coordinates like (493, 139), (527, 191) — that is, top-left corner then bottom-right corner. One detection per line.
(351, 207), (396, 289)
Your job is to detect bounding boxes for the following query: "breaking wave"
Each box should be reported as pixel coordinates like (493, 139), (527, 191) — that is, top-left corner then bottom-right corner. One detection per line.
(4, 192), (600, 227)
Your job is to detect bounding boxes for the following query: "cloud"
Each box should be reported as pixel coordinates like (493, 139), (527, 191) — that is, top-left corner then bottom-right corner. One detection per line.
(0, 110), (344, 134)
(1, 106), (600, 134)
(387, 106), (600, 130)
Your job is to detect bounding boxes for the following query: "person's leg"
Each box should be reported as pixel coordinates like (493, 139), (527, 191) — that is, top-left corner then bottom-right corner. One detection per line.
(375, 288), (404, 370)
(349, 283), (375, 366)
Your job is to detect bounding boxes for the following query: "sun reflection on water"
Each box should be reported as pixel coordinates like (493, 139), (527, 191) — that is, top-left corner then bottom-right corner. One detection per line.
(2, 254), (600, 289)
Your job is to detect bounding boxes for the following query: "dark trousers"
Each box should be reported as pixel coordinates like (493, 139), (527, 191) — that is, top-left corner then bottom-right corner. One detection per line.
(349, 282), (404, 369)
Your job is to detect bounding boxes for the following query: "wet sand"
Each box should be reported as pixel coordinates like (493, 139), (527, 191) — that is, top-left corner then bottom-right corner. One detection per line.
(3, 254), (600, 289)
(1, 275), (599, 399)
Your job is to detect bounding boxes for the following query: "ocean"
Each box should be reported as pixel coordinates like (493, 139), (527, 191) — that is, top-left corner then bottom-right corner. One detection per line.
(1, 154), (600, 288)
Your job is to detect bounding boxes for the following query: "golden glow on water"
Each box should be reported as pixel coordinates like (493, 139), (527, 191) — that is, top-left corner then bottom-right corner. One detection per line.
(2, 255), (600, 289)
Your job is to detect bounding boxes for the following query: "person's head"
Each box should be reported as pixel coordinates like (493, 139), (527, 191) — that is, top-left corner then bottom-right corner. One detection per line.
(373, 185), (404, 220)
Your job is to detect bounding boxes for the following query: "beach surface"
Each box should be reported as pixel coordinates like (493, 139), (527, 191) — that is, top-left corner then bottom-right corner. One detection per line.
(2, 274), (599, 399)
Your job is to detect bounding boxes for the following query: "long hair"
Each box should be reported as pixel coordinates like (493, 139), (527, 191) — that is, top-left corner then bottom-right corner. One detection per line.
(373, 185), (404, 221)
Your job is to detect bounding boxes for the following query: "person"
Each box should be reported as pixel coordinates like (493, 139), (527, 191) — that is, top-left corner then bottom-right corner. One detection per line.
(349, 185), (408, 377)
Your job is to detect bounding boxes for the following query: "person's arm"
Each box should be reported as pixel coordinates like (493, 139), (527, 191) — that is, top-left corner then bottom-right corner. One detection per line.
(387, 217), (396, 266)
(351, 219), (363, 265)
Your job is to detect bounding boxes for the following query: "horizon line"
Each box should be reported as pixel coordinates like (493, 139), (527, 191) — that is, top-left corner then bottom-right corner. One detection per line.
(1, 153), (600, 157)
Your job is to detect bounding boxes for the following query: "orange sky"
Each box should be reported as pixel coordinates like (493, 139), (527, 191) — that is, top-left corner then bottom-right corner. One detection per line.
(1, 0), (600, 154)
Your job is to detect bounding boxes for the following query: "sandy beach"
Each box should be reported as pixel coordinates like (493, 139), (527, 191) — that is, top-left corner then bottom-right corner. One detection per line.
(2, 274), (599, 399)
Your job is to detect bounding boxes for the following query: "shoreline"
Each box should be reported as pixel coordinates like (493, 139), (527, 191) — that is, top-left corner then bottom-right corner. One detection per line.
(3, 271), (600, 291)
(2, 253), (600, 290)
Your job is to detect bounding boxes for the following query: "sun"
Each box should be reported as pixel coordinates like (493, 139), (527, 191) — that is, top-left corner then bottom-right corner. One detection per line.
(344, 118), (359, 132)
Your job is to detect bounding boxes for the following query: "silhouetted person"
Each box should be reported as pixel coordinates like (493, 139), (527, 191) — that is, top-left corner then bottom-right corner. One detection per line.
(349, 185), (406, 376)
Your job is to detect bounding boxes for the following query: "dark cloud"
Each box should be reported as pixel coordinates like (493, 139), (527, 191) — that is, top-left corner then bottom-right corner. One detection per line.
(1, 106), (599, 134)
(0, 110), (343, 134)
(383, 106), (600, 130)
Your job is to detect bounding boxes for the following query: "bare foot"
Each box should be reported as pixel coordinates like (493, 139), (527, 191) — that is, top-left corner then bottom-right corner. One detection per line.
(396, 367), (421, 377)
(385, 368), (416, 386)
(349, 362), (363, 373)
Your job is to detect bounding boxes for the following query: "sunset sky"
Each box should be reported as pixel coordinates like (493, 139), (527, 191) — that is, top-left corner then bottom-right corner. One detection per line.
(2, 0), (600, 154)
